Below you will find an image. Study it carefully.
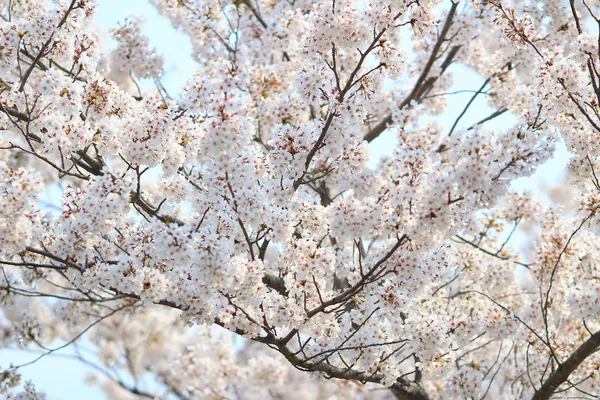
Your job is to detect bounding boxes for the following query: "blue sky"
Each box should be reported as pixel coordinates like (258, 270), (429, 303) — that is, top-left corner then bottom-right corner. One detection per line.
(93, 0), (198, 94)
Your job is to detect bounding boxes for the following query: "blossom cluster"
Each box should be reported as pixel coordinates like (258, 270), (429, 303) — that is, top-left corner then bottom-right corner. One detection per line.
(2, 0), (600, 399)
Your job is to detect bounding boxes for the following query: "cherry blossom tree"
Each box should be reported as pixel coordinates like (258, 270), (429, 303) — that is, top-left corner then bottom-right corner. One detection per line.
(1, 0), (600, 398)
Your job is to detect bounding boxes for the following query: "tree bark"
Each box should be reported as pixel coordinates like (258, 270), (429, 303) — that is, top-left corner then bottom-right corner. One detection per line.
(532, 330), (600, 400)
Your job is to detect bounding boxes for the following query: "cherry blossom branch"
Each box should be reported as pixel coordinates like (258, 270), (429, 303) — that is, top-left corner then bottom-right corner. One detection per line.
(542, 205), (600, 347)
(7, 300), (136, 372)
(12, 246), (285, 347)
(225, 173), (256, 260)
(453, 234), (532, 269)
(240, 0), (267, 29)
(491, 0), (600, 135)
(467, 108), (509, 131)
(306, 235), (407, 319)
(364, 2), (460, 143)
(447, 62), (514, 136)
(18, 0), (79, 92)
(275, 342), (431, 400)
(457, 289), (549, 350)
(532, 330), (600, 400)
(1, 141), (90, 180)
(23, 246), (85, 273)
(2, 102), (288, 294)
(300, 110), (337, 176)
(297, 5), (418, 186)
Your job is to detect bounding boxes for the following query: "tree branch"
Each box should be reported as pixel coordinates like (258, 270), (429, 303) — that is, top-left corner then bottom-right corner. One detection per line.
(532, 330), (600, 400)
(364, 2), (460, 143)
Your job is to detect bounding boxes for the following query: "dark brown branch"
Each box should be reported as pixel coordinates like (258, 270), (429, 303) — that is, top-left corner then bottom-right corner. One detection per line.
(302, 111), (336, 172)
(262, 274), (288, 296)
(541, 205), (600, 351)
(364, 2), (460, 143)
(18, 0), (78, 92)
(447, 64), (512, 136)
(240, 0), (267, 29)
(532, 330), (600, 400)
(467, 108), (508, 130)
(453, 235), (532, 268)
(0, 103), (31, 123)
(24, 247), (84, 273)
(276, 342), (430, 400)
(306, 235), (407, 318)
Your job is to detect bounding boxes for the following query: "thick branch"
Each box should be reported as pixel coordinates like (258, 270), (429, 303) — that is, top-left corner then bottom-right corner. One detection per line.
(532, 330), (600, 400)
(276, 343), (430, 400)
